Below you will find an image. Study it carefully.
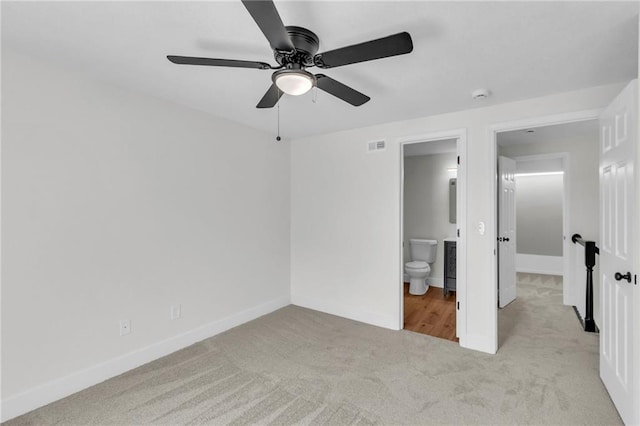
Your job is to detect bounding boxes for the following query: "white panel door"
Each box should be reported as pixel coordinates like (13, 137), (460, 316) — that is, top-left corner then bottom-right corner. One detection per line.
(599, 79), (638, 425)
(498, 156), (517, 308)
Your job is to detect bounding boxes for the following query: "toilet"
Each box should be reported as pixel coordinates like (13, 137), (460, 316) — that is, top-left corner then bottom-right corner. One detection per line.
(405, 239), (437, 295)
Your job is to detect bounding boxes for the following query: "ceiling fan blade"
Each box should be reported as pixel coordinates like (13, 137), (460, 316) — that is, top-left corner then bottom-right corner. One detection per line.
(314, 32), (413, 69)
(167, 55), (271, 70)
(315, 74), (370, 106)
(256, 84), (283, 109)
(241, 0), (295, 52)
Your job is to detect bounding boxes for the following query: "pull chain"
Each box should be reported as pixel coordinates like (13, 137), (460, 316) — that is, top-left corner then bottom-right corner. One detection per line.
(276, 91), (281, 141)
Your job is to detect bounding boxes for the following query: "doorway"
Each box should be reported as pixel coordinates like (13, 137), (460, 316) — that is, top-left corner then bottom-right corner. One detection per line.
(398, 130), (467, 344)
(491, 115), (600, 348)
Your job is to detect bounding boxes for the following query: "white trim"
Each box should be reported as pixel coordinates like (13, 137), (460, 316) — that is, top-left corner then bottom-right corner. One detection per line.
(0, 296), (290, 422)
(490, 108), (600, 354)
(398, 128), (468, 345)
(457, 132), (468, 342)
(459, 333), (495, 355)
(426, 277), (444, 287)
(0, 0), (4, 412)
(487, 125), (499, 354)
(0, 1), (4, 412)
(516, 254), (564, 275)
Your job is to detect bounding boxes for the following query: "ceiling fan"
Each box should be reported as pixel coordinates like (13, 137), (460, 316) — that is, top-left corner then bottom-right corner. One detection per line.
(167, 0), (413, 108)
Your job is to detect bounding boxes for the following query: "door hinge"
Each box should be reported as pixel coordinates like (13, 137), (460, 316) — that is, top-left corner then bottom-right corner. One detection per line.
(457, 156), (460, 165)
(635, 274), (637, 285)
(457, 301), (460, 310)
(457, 229), (460, 237)
(494, 249), (496, 255)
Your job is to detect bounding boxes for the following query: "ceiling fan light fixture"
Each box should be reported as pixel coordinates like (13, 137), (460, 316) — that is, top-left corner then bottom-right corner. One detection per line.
(273, 69), (316, 96)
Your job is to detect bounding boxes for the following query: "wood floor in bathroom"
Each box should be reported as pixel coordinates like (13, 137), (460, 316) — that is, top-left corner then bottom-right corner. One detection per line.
(403, 284), (458, 342)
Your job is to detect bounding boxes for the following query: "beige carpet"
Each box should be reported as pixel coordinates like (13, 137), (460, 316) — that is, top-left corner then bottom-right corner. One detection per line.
(6, 273), (622, 425)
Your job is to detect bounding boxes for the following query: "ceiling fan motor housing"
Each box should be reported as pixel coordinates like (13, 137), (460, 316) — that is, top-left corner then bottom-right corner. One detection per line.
(274, 26), (320, 67)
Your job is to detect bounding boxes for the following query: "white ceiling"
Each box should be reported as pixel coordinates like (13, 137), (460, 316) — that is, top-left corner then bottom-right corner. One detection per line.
(2, 2), (638, 139)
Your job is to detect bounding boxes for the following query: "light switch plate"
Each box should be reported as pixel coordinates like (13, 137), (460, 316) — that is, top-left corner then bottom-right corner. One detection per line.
(170, 304), (181, 320)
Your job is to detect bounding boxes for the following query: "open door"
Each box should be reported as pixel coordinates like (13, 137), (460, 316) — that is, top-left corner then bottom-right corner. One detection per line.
(599, 79), (638, 425)
(498, 156), (517, 308)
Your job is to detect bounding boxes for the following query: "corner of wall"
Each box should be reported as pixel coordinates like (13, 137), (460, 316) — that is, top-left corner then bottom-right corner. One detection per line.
(291, 296), (399, 331)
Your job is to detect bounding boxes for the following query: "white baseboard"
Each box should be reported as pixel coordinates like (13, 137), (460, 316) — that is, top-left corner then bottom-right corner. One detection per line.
(0, 295), (290, 422)
(516, 254), (563, 276)
(402, 275), (443, 288)
(426, 277), (444, 288)
(291, 295), (399, 331)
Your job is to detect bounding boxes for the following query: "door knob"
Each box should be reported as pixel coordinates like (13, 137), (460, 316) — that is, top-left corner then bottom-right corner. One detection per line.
(614, 272), (632, 283)
(503, 237), (510, 242)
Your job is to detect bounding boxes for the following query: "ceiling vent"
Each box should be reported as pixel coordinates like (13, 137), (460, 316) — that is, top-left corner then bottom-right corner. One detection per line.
(367, 140), (386, 152)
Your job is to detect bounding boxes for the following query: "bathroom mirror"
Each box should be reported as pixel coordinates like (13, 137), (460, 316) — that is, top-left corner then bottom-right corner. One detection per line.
(449, 178), (456, 223)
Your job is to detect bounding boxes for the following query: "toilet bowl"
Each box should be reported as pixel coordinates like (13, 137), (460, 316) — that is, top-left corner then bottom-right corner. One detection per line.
(405, 239), (437, 295)
(405, 261), (431, 295)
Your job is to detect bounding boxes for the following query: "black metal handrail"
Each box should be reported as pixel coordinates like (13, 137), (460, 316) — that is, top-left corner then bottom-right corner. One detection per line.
(571, 233), (598, 332)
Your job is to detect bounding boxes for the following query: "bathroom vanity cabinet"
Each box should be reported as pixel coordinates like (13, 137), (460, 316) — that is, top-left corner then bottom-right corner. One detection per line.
(444, 240), (456, 296)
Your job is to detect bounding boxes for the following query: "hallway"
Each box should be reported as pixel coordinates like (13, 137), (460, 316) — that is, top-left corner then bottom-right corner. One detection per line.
(499, 272), (566, 347)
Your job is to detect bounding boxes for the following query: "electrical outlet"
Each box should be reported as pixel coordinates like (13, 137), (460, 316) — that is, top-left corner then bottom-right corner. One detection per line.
(119, 319), (131, 336)
(170, 304), (181, 320)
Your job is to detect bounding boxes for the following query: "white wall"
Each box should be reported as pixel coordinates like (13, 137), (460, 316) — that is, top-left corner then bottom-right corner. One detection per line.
(1, 49), (291, 419)
(499, 133), (599, 323)
(515, 174), (563, 256)
(290, 83), (623, 354)
(403, 153), (457, 285)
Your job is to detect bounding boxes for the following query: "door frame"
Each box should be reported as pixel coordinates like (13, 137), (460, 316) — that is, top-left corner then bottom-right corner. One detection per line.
(398, 128), (468, 344)
(510, 152), (570, 304)
(489, 108), (601, 351)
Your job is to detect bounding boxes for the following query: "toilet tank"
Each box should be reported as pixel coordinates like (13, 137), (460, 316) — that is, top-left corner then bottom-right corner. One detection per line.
(409, 239), (437, 263)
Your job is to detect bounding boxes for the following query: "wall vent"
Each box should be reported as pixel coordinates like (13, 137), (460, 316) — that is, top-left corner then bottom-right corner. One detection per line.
(367, 140), (386, 152)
